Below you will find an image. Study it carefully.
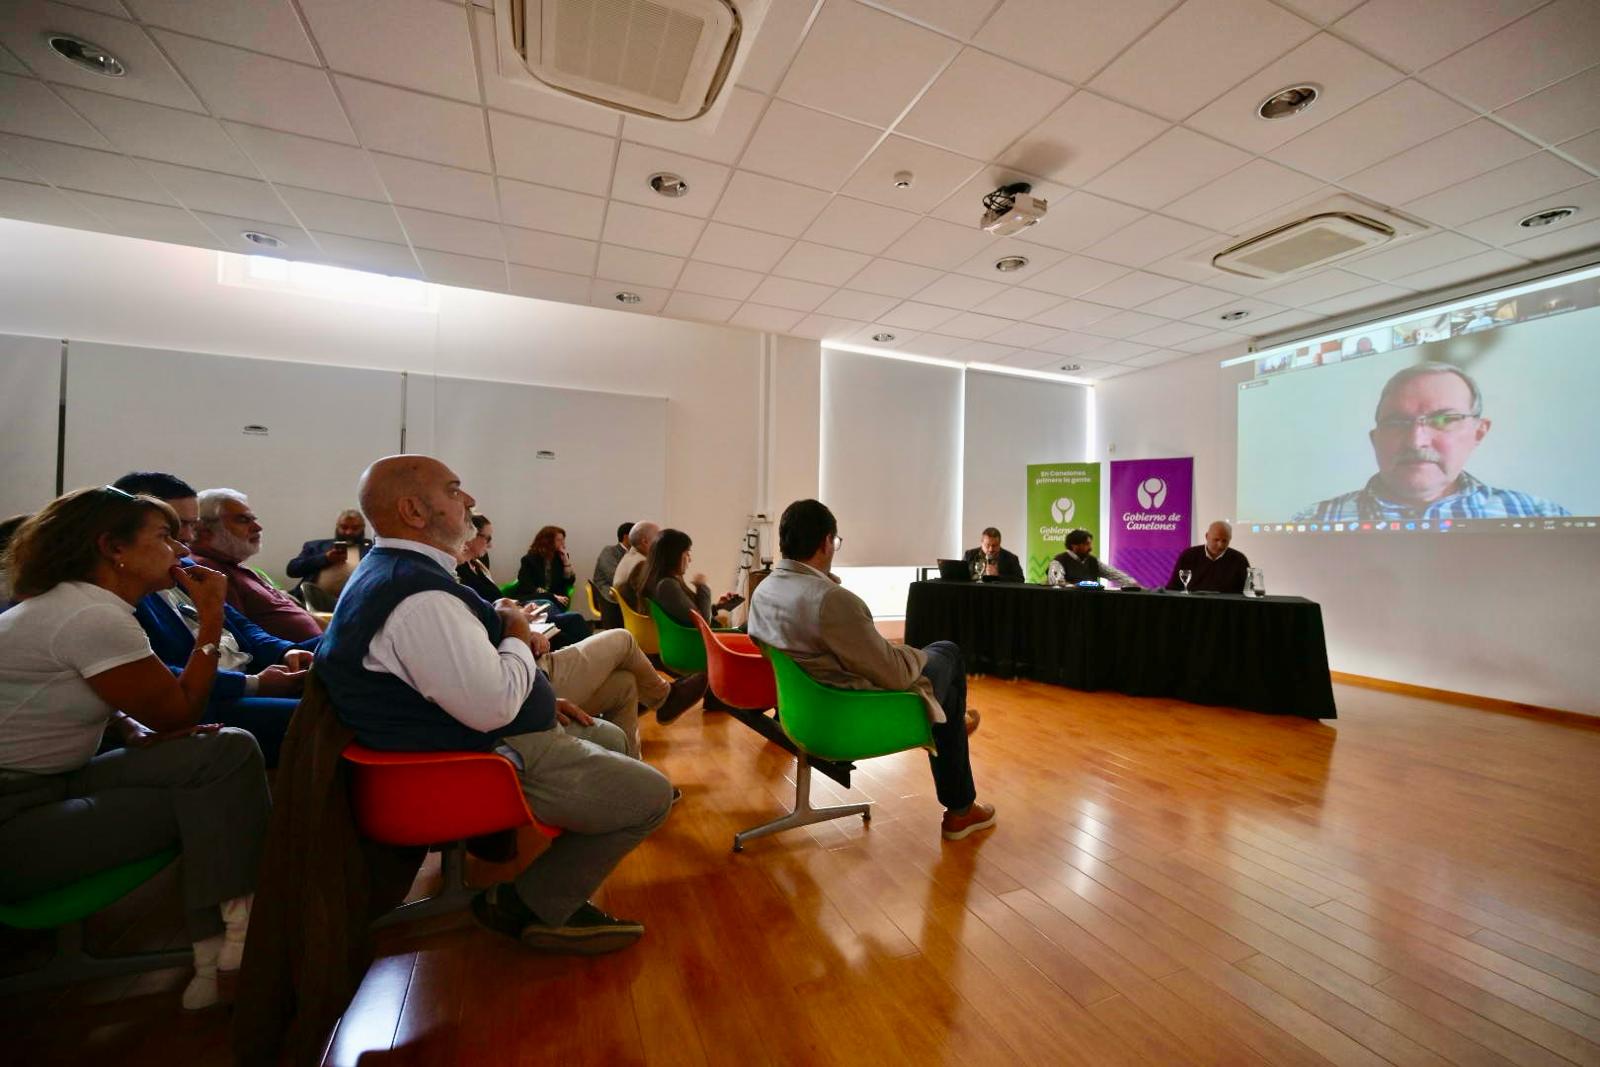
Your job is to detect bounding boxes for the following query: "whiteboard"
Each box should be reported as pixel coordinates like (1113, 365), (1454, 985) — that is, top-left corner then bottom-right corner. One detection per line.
(0, 333), (62, 521)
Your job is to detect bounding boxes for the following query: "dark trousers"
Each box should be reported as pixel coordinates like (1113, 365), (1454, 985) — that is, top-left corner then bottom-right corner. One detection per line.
(210, 697), (299, 768)
(919, 641), (977, 812)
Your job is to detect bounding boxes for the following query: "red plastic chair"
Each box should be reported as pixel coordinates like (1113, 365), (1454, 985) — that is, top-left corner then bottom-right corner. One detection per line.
(691, 611), (775, 710)
(343, 744), (559, 926)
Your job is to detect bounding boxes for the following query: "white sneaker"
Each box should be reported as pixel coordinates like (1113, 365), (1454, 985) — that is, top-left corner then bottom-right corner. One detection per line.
(182, 935), (222, 1010)
(218, 895), (251, 972)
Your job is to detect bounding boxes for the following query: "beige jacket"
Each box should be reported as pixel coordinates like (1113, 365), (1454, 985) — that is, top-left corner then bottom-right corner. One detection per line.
(747, 559), (944, 723)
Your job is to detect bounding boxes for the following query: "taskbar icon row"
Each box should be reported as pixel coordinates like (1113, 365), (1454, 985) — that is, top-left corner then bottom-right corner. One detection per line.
(1247, 519), (1598, 533)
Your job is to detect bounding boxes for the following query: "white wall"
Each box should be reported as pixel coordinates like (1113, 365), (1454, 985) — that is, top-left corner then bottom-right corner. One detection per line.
(1098, 348), (1600, 715)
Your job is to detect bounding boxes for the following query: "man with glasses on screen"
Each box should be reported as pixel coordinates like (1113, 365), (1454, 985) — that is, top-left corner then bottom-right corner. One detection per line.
(1294, 362), (1570, 522)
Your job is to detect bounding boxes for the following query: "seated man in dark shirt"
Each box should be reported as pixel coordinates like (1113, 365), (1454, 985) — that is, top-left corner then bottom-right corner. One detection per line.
(1051, 529), (1137, 585)
(961, 527), (1025, 582)
(1166, 521), (1250, 594)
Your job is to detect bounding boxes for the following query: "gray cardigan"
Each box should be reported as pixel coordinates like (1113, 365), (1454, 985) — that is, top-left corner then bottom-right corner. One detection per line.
(651, 576), (712, 628)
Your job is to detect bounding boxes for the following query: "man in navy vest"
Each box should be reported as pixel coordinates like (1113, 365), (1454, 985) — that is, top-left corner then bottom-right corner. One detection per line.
(317, 455), (691, 955)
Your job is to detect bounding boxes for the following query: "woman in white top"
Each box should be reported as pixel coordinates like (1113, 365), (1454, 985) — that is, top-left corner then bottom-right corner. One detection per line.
(0, 486), (270, 1010)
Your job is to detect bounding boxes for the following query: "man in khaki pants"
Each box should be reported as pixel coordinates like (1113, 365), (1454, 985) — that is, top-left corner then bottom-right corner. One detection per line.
(538, 628), (702, 758)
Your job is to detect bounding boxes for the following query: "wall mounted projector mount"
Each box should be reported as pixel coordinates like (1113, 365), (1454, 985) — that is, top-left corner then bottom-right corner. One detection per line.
(981, 182), (1048, 236)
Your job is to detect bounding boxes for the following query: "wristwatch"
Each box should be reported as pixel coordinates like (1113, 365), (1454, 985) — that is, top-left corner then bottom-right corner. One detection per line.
(197, 642), (220, 658)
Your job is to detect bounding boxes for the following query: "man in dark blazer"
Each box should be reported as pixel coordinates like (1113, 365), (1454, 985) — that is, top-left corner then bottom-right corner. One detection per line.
(962, 527), (1025, 582)
(287, 508), (373, 608)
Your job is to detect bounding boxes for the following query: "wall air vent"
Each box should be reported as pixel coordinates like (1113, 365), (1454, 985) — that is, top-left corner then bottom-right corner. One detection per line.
(494, 0), (768, 124)
(1207, 195), (1426, 280)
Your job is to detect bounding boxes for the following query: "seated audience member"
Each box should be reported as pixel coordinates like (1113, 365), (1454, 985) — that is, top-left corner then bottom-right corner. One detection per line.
(0, 513), (29, 607)
(191, 488), (323, 642)
(316, 455), (705, 954)
(1052, 529), (1138, 586)
(455, 513), (502, 601)
(747, 500), (995, 841)
(0, 486), (269, 1009)
(640, 528), (740, 629)
(591, 521), (632, 629)
(962, 527), (1025, 582)
(1166, 521), (1250, 594)
(286, 508), (371, 610)
(111, 472), (312, 767)
(515, 525), (576, 606)
(612, 521), (659, 609)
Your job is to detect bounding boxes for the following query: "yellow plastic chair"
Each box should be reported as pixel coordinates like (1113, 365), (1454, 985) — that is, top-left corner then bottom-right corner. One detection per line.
(615, 590), (660, 656)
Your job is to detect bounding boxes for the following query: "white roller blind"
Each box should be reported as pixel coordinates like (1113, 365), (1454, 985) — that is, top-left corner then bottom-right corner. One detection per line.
(820, 349), (963, 566)
(961, 369), (1091, 550)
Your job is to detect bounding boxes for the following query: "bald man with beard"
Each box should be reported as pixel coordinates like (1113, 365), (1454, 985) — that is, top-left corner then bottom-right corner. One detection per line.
(315, 455), (702, 954)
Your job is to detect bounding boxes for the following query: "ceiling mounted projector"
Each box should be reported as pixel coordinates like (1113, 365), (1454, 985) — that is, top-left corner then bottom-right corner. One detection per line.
(494, 0), (769, 125)
(981, 182), (1048, 236)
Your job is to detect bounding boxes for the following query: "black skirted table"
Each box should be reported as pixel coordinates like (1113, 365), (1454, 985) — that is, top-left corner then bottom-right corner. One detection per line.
(903, 580), (1337, 719)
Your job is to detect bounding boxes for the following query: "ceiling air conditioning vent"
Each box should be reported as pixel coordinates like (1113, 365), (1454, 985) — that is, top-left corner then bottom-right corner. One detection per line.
(494, 0), (768, 124)
(1208, 195), (1427, 279)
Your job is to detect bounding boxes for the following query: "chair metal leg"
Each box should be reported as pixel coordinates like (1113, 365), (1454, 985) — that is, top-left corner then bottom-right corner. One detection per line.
(0, 921), (192, 995)
(732, 757), (871, 852)
(371, 844), (477, 928)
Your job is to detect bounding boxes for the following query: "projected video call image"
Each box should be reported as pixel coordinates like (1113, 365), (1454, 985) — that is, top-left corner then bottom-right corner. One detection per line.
(1236, 267), (1600, 532)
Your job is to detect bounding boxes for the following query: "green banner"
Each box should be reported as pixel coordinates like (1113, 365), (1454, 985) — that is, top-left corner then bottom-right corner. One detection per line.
(1026, 462), (1101, 582)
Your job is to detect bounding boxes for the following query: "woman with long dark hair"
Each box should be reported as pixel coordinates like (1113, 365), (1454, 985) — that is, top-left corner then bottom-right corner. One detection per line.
(638, 529), (741, 629)
(515, 525), (575, 606)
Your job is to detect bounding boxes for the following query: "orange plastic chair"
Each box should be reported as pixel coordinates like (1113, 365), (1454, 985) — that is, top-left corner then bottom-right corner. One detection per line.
(691, 610), (774, 710)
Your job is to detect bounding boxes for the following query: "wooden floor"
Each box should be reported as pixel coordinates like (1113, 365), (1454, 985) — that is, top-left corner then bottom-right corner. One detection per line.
(6, 678), (1600, 1066)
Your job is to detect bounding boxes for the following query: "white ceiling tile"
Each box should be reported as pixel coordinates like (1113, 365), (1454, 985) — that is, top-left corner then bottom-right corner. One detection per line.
(154, 32), (355, 142)
(1336, 0), (1546, 74)
(0, 47), (24, 77)
(935, 311), (1013, 340)
(1303, 282), (1411, 315)
(1173, 329), (1247, 352)
(0, 77), (114, 150)
(1255, 268), (1374, 307)
(124, 0), (318, 64)
(1162, 159), (1327, 233)
(1339, 120), (1540, 207)
(64, 190), (216, 246)
(341, 76), (490, 169)
(57, 88), (255, 175)
(1421, 0), (1600, 111)
(139, 159), (286, 219)
(0, 144), (43, 181)
(278, 187), (404, 243)
(1184, 34), (1405, 154)
(952, 236), (1065, 284)
(843, 324), (926, 349)
(1080, 270), (1188, 309)
(300, 0), (478, 102)
(1082, 213), (1215, 268)
(800, 196), (920, 254)
(1081, 338), (1155, 361)
(777, 0), (960, 127)
(736, 0), (821, 94)
(1561, 130), (1600, 171)
(1181, 295), (1284, 326)
(974, 0), (1178, 84)
(1082, 309), (1166, 339)
(1121, 347), (1192, 368)
(878, 301), (961, 330)
(950, 340), (1023, 363)
(374, 153), (499, 220)
(892, 332), (968, 356)
(191, 211), (310, 255)
(847, 257), (945, 298)
(1089, 0), (1316, 121)
(1269, 80), (1474, 180)
(614, 143), (732, 219)
(749, 275), (836, 312)
(470, 8), (620, 135)
(1031, 327), (1114, 354)
(973, 286), (1065, 320)
(677, 260), (767, 300)
(728, 303), (807, 333)
(489, 110), (616, 191)
(999, 92), (1169, 189)
(590, 279), (668, 313)
(397, 205), (505, 258)
(223, 123), (385, 200)
(1129, 320), (1215, 346)
(622, 87), (766, 165)
(838, 136), (982, 214)
(773, 241), (872, 285)
(913, 272), (1008, 310)
(896, 48), (1073, 161)
(712, 170), (830, 236)
(1494, 67), (1600, 145)
(503, 226), (598, 273)
(791, 313), (869, 341)
(691, 221), (794, 271)
(663, 291), (741, 323)
(601, 202), (706, 257)
(815, 289), (898, 321)
(2, 3), (203, 111)
(1404, 151), (1592, 227)
(1456, 180), (1600, 248)
(498, 178), (606, 239)
(0, 177), (100, 229)
(738, 100), (881, 191)
(312, 233), (423, 278)
(1274, 0), (1365, 23)
(1136, 283), (1235, 318)
(1396, 248), (1528, 292)
(0, 135), (173, 203)
(509, 264), (593, 303)
(1233, 307), (1323, 336)
(1011, 192), (1145, 253)
(1085, 127), (1250, 210)
(1504, 215), (1600, 259)
(420, 249), (509, 292)
(1020, 254), (1130, 297)
(986, 321), (1062, 348)
(871, 0), (1002, 38)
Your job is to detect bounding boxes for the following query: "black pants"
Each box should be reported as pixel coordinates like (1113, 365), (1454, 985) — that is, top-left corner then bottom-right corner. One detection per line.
(919, 641), (976, 812)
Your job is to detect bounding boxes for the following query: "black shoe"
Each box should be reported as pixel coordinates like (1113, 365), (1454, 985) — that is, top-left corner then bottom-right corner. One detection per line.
(520, 902), (644, 956)
(471, 882), (536, 940)
(656, 673), (706, 725)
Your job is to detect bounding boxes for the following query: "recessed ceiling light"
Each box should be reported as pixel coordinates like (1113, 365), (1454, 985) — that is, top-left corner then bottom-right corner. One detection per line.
(892, 171), (914, 190)
(1257, 84), (1318, 120)
(648, 172), (688, 198)
(241, 230), (284, 249)
(1518, 206), (1577, 228)
(995, 255), (1029, 272)
(1058, 363), (1082, 372)
(615, 291), (642, 304)
(46, 33), (125, 77)
(871, 332), (896, 343)
(1219, 309), (1250, 322)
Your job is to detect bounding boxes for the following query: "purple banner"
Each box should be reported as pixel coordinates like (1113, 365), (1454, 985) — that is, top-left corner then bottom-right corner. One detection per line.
(1109, 457), (1193, 588)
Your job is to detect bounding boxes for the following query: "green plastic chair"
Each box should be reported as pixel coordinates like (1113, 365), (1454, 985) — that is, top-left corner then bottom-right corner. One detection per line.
(734, 648), (933, 851)
(0, 848), (190, 994)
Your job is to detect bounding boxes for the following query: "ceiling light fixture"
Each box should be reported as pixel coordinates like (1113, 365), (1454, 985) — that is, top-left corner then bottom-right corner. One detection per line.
(241, 230), (284, 249)
(1257, 84), (1318, 120)
(892, 171), (914, 190)
(994, 255), (1029, 272)
(45, 33), (125, 77)
(1058, 363), (1082, 372)
(615, 291), (642, 304)
(871, 332), (896, 343)
(1518, 206), (1577, 228)
(1219, 309), (1250, 322)
(648, 172), (689, 198)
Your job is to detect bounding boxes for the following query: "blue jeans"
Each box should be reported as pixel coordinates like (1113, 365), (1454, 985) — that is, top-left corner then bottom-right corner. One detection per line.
(920, 641), (977, 812)
(209, 696), (299, 768)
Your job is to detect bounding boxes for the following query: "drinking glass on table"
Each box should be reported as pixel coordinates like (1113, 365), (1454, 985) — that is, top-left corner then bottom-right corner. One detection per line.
(970, 556), (985, 581)
(1178, 568), (1192, 594)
